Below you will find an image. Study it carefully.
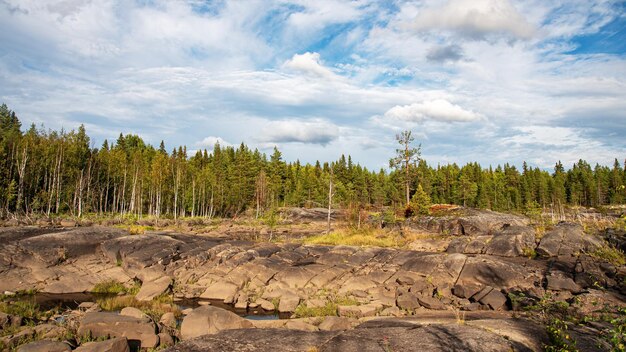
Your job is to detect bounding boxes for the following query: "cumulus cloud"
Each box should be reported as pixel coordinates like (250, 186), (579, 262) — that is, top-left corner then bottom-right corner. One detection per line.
(426, 44), (464, 62)
(282, 52), (334, 78)
(383, 99), (482, 124)
(196, 136), (232, 148)
(258, 119), (339, 145)
(410, 0), (535, 40)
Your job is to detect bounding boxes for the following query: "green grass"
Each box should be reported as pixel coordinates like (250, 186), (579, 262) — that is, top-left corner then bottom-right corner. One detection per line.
(293, 301), (338, 318)
(92, 280), (127, 294)
(590, 246), (626, 266)
(96, 295), (180, 322)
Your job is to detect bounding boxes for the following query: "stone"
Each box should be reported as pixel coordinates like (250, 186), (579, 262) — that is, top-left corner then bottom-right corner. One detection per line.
(0, 312), (9, 328)
(167, 318), (539, 352)
(547, 275), (582, 294)
(416, 295), (445, 310)
(180, 306), (253, 340)
(479, 289), (508, 310)
(452, 283), (482, 299)
(396, 292), (420, 310)
(120, 307), (151, 322)
(235, 294), (248, 309)
(278, 293), (300, 313)
(200, 281), (239, 302)
(16, 340), (71, 352)
(380, 306), (402, 317)
(60, 220), (77, 227)
(338, 305), (362, 318)
(285, 320), (319, 331)
(158, 333), (175, 348)
(159, 312), (177, 329)
(77, 312), (158, 349)
(257, 298), (275, 311)
(135, 276), (172, 301)
(74, 337), (130, 352)
(318, 316), (354, 331)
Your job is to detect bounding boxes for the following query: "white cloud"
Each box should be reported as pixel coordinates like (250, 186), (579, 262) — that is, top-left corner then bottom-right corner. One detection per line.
(282, 52), (334, 78)
(197, 136), (232, 148)
(409, 0), (536, 40)
(258, 119), (340, 145)
(382, 99), (482, 124)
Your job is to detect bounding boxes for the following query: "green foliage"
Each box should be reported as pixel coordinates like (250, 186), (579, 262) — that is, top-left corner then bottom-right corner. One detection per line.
(92, 280), (128, 294)
(545, 318), (578, 352)
(0, 102), (624, 220)
(410, 184), (431, 215)
(293, 301), (338, 318)
(591, 246), (626, 266)
(96, 295), (180, 321)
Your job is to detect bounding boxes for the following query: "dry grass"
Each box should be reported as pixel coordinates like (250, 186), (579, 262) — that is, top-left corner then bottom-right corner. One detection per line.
(97, 294), (181, 322)
(303, 228), (403, 247)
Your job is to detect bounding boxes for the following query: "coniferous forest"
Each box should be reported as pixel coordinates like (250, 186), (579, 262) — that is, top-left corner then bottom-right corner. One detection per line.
(0, 103), (624, 219)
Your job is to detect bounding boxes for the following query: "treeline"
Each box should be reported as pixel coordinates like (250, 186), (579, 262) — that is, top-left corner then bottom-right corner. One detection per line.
(0, 103), (624, 219)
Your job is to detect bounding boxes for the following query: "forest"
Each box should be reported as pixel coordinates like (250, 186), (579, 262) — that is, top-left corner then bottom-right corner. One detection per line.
(0, 103), (625, 220)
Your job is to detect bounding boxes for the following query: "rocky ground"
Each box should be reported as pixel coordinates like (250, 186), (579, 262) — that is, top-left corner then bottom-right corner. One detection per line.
(0, 207), (625, 351)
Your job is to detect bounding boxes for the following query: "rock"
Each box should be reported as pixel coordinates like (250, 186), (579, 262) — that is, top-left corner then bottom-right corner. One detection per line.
(338, 305), (362, 318)
(135, 276), (172, 301)
(180, 306), (254, 340)
(416, 295), (445, 310)
(479, 289), (507, 310)
(256, 298), (275, 311)
(16, 340), (71, 352)
(318, 316), (353, 331)
(452, 283), (482, 299)
(278, 293), (300, 313)
(120, 307), (151, 322)
(158, 333), (175, 348)
(3, 327), (34, 349)
(380, 306), (403, 317)
(159, 312), (177, 329)
(60, 220), (77, 227)
(78, 302), (99, 311)
(77, 312), (158, 349)
(547, 275), (582, 293)
(484, 226), (536, 257)
(396, 292), (420, 310)
(537, 222), (603, 257)
(0, 312), (9, 328)
(167, 319), (538, 352)
(200, 281), (239, 302)
(285, 320), (319, 331)
(235, 294), (248, 309)
(74, 337), (130, 352)
(34, 324), (67, 339)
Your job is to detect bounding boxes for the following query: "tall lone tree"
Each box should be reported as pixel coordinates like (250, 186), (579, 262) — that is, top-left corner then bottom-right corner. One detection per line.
(390, 130), (421, 207)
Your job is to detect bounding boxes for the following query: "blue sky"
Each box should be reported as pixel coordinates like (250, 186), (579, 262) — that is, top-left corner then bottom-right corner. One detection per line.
(0, 0), (625, 170)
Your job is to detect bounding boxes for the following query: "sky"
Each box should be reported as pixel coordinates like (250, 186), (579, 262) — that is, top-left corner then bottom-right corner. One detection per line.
(0, 0), (625, 170)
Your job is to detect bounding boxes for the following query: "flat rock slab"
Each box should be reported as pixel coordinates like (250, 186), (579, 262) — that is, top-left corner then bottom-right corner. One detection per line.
(165, 318), (537, 352)
(77, 312), (158, 349)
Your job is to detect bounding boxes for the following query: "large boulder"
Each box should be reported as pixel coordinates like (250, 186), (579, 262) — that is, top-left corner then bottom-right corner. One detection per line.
(77, 312), (158, 349)
(180, 306), (254, 340)
(537, 222), (603, 257)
